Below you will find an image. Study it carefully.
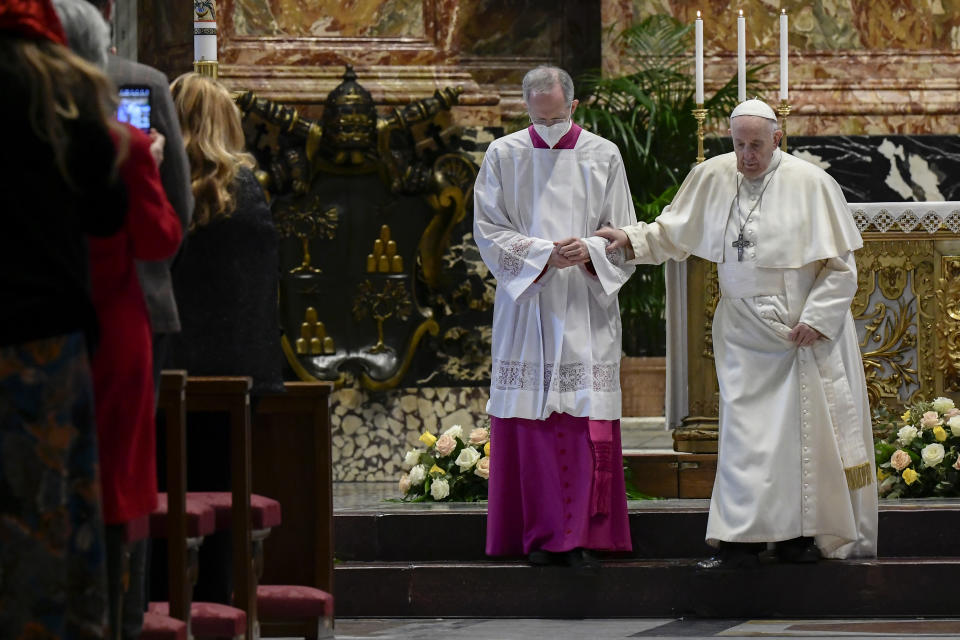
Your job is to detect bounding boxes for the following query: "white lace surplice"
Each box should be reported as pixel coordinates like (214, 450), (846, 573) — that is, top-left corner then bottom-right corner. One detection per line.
(473, 128), (638, 420)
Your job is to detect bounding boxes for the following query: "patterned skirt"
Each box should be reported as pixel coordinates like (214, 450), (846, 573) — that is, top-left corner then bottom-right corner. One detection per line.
(0, 333), (107, 639)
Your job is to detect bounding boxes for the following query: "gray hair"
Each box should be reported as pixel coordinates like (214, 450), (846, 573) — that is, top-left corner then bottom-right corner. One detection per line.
(522, 65), (575, 107)
(52, 0), (110, 70)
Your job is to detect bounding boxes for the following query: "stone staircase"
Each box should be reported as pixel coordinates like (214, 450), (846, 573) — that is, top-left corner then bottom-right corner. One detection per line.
(333, 498), (960, 617)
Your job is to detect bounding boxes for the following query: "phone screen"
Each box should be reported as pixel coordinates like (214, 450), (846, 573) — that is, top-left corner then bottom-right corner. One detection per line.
(117, 86), (151, 133)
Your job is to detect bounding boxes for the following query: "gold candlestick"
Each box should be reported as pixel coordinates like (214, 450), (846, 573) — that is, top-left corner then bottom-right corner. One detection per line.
(777, 99), (791, 152)
(692, 104), (707, 164)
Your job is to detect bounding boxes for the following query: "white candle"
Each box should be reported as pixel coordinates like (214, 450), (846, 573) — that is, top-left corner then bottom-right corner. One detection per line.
(737, 10), (745, 103)
(194, 0), (218, 62)
(779, 9), (788, 101)
(695, 11), (704, 104)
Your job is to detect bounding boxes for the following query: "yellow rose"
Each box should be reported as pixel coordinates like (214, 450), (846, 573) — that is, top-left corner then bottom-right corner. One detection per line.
(934, 426), (948, 442)
(484, 441), (491, 457)
(429, 464), (446, 475)
(419, 431), (437, 447)
(901, 410), (912, 424)
(902, 468), (919, 485)
(877, 468), (889, 482)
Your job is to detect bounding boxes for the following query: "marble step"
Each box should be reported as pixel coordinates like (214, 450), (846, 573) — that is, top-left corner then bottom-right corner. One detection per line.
(334, 556), (960, 618)
(334, 500), (960, 562)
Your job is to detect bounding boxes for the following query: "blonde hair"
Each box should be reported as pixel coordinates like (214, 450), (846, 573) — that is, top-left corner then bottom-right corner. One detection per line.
(171, 72), (255, 229)
(2, 37), (125, 187)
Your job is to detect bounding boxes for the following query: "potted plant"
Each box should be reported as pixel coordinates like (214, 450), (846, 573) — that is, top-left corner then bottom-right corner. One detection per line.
(574, 14), (751, 416)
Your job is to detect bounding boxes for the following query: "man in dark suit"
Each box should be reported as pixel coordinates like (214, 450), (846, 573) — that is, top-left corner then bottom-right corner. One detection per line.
(85, 2), (193, 638)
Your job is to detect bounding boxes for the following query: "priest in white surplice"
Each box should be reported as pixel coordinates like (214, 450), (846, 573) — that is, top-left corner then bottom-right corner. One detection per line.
(597, 99), (878, 569)
(475, 66), (637, 569)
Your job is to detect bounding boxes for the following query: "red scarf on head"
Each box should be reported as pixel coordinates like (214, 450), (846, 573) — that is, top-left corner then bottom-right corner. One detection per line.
(0, 0), (67, 46)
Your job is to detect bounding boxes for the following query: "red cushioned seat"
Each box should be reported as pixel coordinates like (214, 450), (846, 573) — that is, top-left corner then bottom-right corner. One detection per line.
(150, 493), (217, 538)
(149, 601), (246, 639)
(190, 491), (283, 530)
(257, 584), (334, 620)
(124, 514), (151, 543)
(140, 611), (187, 640)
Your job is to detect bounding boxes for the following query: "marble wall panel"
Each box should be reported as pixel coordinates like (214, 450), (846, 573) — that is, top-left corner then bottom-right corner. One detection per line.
(232, 0), (425, 38)
(602, 2), (960, 135)
(330, 384), (490, 481)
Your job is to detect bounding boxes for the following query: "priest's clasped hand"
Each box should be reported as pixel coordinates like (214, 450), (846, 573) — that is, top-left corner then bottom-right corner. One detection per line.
(788, 322), (824, 347)
(549, 238), (590, 268)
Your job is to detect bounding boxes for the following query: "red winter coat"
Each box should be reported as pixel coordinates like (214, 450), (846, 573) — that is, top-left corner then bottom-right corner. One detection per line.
(89, 125), (182, 524)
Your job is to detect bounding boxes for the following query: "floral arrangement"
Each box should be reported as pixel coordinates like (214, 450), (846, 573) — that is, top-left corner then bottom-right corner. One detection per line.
(397, 423), (490, 502)
(875, 397), (960, 498)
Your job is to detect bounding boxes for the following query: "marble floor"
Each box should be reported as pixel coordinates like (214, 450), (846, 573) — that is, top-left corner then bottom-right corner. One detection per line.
(331, 617), (960, 639)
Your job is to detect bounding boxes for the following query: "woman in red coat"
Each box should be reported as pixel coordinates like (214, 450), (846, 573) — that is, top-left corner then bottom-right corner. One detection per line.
(89, 124), (182, 526)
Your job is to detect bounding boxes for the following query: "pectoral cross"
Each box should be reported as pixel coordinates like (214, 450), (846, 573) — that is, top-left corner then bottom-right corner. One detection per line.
(732, 232), (754, 262)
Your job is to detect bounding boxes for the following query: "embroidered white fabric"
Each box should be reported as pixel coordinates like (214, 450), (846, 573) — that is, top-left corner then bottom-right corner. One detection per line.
(849, 202), (960, 234)
(496, 238), (534, 278)
(493, 359), (620, 393)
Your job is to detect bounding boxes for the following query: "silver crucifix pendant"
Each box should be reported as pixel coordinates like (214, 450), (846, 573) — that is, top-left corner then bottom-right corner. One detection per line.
(732, 232), (754, 262)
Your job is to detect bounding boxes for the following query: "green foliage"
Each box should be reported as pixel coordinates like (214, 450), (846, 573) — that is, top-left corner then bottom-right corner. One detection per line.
(574, 14), (762, 355)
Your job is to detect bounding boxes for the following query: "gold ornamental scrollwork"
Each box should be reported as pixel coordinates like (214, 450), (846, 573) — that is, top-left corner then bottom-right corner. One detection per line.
(936, 256), (960, 391)
(702, 263), (720, 359)
(854, 239), (936, 408)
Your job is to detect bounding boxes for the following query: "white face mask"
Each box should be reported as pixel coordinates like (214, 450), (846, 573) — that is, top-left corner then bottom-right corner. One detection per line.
(532, 119), (572, 148)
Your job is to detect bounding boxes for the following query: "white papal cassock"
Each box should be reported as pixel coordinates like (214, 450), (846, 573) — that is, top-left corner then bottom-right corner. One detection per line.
(474, 125), (637, 421)
(623, 148), (878, 559)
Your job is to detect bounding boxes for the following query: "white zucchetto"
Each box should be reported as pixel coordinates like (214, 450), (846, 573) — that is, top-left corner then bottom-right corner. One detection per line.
(730, 98), (777, 121)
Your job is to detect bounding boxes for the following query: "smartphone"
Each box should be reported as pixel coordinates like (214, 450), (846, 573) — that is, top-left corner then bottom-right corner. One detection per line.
(117, 85), (152, 133)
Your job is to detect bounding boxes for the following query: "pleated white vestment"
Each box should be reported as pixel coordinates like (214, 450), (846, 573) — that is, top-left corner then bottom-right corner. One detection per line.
(623, 149), (878, 558)
(474, 125), (637, 421)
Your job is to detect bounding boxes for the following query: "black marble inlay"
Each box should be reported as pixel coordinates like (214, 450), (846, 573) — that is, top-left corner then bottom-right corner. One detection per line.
(707, 135), (960, 203)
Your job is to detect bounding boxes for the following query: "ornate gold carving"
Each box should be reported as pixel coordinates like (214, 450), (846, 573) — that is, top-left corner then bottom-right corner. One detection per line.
(702, 262), (720, 359)
(936, 256), (960, 391)
(366, 225), (404, 274)
(352, 279), (413, 354)
(359, 319), (440, 392)
(854, 240), (936, 408)
(296, 307), (335, 355)
(276, 201), (338, 275)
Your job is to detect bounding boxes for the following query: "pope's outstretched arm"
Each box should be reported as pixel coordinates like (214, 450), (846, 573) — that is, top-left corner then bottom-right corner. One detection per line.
(594, 164), (702, 265)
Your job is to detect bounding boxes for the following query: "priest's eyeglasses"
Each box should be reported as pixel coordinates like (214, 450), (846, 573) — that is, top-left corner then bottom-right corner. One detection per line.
(530, 117), (569, 126)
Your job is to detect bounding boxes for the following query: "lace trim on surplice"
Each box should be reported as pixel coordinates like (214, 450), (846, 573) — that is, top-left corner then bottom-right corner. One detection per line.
(497, 238), (534, 279)
(493, 359), (620, 392)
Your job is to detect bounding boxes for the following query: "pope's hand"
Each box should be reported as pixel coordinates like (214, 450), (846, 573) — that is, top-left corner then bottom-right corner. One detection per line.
(789, 322), (823, 347)
(594, 226), (629, 250)
(556, 237), (589, 262)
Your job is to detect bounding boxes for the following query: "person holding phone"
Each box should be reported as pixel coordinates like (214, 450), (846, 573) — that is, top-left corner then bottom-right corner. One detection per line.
(52, 2), (184, 638)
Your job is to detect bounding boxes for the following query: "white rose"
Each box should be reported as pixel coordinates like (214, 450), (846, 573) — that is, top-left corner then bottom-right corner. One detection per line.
(430, 477), (450, 500)
(948, 415), (960, 437)
(897, 425), (919, 446)
(403, 449), (422, 469)
(933, 397), (956, 414)
(474, 457), (490, 479)
(398, 473), (411, 494)
(408, 464), (427, 486)
(443, 424), (464, 442)
(921, 442), (945, 467)
(455, 446), (481, 472)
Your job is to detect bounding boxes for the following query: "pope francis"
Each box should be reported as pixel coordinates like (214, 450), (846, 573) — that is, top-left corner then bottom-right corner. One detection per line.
(595, 99), (878, 569)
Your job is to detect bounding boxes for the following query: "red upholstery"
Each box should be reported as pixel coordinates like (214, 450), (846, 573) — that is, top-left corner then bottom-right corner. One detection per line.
(149, 601), (246, 638)
(140, 611), (188, 640)
(124, 514), (151, 543)
(150, 493), (217, 538)
(190, 491), (283, 530)
(257, 584), (334, 620)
